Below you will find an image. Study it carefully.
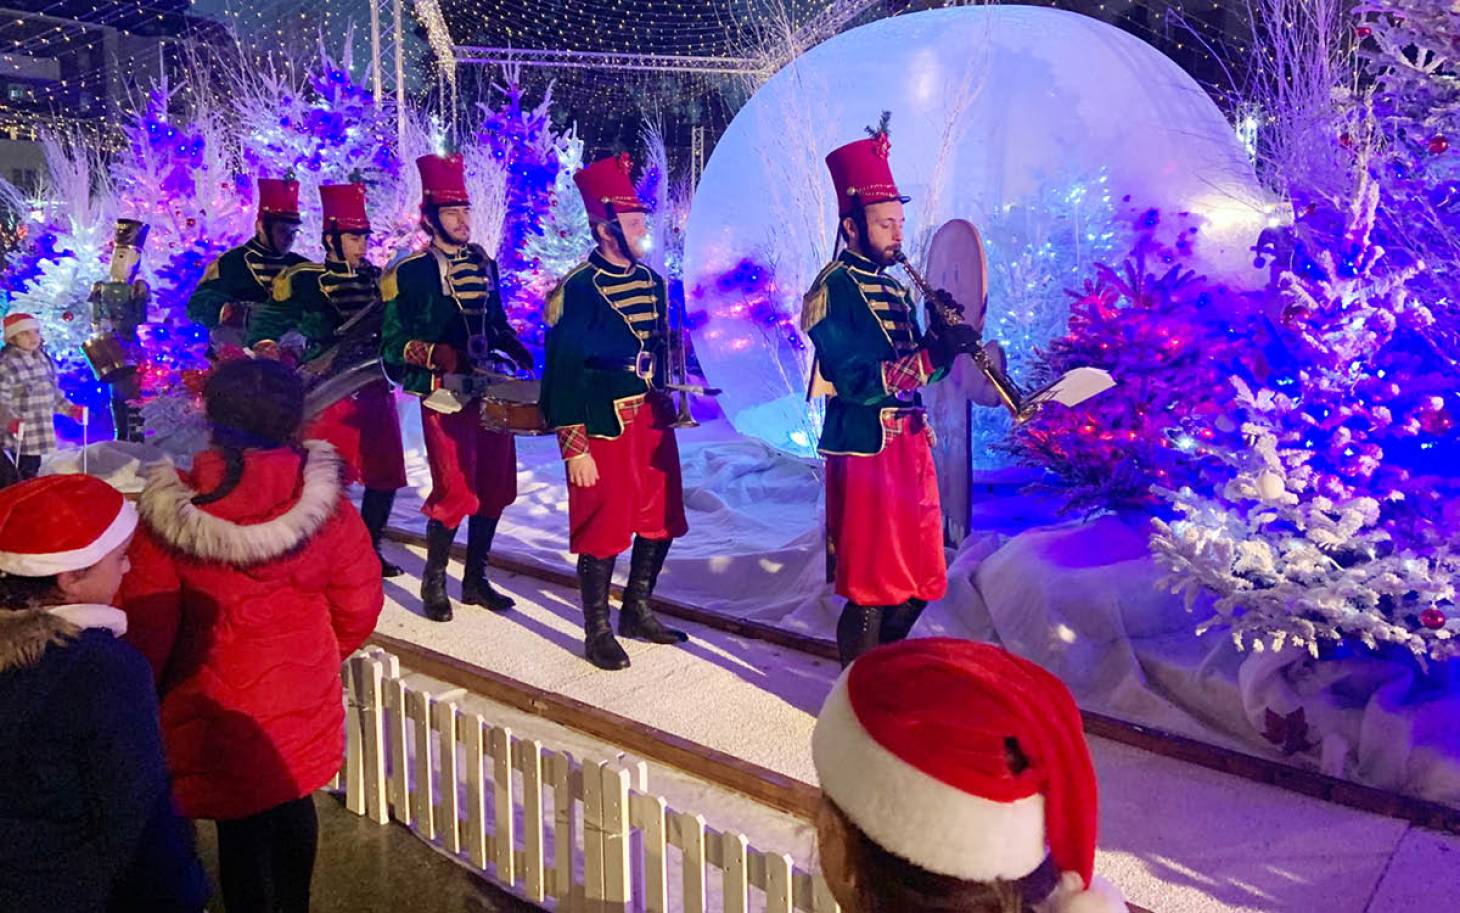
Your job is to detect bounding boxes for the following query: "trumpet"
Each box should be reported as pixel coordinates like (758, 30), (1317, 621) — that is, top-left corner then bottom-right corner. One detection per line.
(891, 249), (1035, 421)
(657, 286), (721, 428)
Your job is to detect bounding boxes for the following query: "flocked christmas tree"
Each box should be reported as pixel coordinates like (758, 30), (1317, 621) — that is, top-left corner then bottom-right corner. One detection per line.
(1354, 0), (1460, 354)
(476, 73), (561, 354)
(1150, 0), (1460, 664)
(520, 128), (591, 303)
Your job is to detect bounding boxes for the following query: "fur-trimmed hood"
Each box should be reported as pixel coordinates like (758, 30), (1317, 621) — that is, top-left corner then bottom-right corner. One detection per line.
(138, 440), (344, 567)
(0, 604), (127, 674)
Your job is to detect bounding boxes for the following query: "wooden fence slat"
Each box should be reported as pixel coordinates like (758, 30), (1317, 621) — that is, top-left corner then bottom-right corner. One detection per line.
(465, 715), (488, 868)
(765, 853), (794, 913)
(550, 752), (579, 908)
(519, 740), (546, 902)
(583, 759), (606, 907)
(387, 679), (411, 826)
(723, 832), (749, 913)
(676, 812), (707, 913)
(602, 764), (631, 911)
(343, 657), (365, 814)
(410, 688), (436, 839)
(363, 659), (389, 824)
(491, 725), (516, 885)
(435, 701), (461, 854)
(638, 794), (669, 913)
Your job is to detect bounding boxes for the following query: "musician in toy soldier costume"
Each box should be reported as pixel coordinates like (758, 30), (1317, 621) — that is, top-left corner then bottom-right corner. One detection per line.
(85, 218), (150, 441)
(249, 181), (409, 578)
(187, 176), (308, 347)
(540, 153), (689, 672)
(381, 154), (534, 622)
(803, 118), (981, 668)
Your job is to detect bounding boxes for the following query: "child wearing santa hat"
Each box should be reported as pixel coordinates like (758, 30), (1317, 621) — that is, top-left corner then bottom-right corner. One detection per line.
(0, 313), (86, 482)
(0, 475), (209, 912)
(812, 638), (1126, 913)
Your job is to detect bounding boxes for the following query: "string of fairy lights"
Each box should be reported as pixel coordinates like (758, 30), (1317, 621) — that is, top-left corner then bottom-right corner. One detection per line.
(0, 1), (1270, 157)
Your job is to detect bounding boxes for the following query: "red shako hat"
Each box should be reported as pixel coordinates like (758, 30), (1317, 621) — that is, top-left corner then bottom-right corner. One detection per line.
(824, 112), (910, 218)
(416, 153), (471, 208)
(812, 638), (1124, 913)
(0, 475), (138, 577)
(3, 313), (40, 343)
(320, 182), (371, 233)
(257, 177), (302, 223)
(573, 153), (648, 223)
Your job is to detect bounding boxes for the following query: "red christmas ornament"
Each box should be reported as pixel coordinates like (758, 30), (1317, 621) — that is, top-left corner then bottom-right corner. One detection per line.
(61, 311), (74, 322)
(1429, 135), (1450, 155)
(1420, 608), (1447, 630)
(1338, 133), (1353, 148)
(186, 217), (196, 228)
(1354, 26), (1372, 38)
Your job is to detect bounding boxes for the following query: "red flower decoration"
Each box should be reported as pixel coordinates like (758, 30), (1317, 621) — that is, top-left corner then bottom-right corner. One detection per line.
(616, 152), (634, 174)
(872, 131), (891, 160)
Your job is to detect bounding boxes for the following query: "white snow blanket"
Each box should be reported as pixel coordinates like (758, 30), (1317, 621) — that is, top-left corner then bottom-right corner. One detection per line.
(973, 513), (1460, 807)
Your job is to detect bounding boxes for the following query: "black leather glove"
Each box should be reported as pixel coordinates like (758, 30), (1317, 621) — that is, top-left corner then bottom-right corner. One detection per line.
(926, 288), (965, 327)
(922, 323), (982, 371)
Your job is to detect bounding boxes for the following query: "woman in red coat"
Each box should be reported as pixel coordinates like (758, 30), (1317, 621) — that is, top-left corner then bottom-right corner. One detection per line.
(119, 358), (383, 913)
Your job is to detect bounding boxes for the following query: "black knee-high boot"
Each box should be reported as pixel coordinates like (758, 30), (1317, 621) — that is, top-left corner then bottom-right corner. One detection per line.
(836, 602), (883, 668)
(460, 514), (514, 610)
(618, 536), (686, 644)
(579, 554), (630, 670)
(879, 597), (928, 645)
(421, 520), (456, 622)
(360, 488), (403, 577)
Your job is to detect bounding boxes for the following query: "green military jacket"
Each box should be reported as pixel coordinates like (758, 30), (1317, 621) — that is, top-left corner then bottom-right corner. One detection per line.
(540, 250), (668, 458)
(249, 259), (381, 361)
(380, 242), (516, 397)
(802, 249), (945, 457)
(187, 238), (308, 329)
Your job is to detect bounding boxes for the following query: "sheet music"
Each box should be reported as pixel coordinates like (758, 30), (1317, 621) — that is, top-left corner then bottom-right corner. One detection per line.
(1027, 367), (1116, 409)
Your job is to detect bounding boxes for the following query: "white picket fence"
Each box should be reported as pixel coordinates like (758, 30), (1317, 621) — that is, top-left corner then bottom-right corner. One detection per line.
(333, 648), (840, 913)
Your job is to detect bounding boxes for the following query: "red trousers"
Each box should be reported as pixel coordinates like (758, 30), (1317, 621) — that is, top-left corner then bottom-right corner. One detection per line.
(825, 413), (947, 605)
(305, 380), (407, 490)
(568, 394), (688, 559)
(420, 401), (518, 528)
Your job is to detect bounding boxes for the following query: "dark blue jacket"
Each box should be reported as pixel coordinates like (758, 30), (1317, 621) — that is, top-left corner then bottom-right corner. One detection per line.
(0, 607), (209, 913)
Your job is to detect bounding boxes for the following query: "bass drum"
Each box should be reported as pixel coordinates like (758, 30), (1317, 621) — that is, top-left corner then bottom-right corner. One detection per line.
(479, 378), (549, 436)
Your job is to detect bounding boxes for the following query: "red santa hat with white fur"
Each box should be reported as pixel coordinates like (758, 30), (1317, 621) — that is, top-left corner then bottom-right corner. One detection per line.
(3, 313), (40, 343)
(812, 638), (1125, 913)
(0, 475), (138, 578)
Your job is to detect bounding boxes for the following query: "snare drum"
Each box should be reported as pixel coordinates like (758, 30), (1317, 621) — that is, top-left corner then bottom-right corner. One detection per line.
(478, 378), (549, 435)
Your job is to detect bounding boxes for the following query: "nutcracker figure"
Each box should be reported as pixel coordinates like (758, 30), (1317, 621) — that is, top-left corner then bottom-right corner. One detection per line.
(84, 218), (150, 441)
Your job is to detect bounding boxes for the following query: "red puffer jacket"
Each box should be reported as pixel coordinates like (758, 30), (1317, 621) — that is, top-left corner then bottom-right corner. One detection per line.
(118, 441), (383, 821)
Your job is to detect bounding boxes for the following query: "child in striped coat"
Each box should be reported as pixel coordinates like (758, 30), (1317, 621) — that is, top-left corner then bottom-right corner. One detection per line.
(0, 313), (85, 481)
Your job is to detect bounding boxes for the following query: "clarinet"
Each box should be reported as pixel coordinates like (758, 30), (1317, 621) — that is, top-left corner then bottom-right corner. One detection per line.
(891, 248), (1032, 421)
